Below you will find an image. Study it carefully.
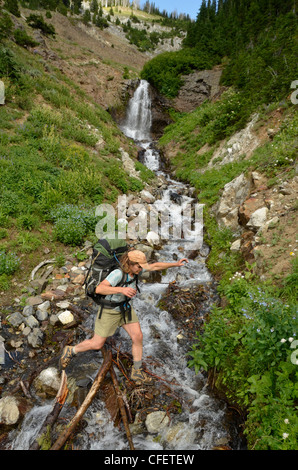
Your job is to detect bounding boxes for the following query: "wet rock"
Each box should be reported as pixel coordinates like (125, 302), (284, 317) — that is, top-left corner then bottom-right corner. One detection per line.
(145, 411), (170, 433)
(0, 396), (31, 427)
(164, 423), (196, 448)
(33, 367), (61, 398)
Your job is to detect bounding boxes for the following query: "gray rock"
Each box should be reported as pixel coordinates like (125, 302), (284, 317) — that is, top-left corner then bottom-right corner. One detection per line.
(27, 328), (43, 348)
(22, 305), (34, 317)
(36, 309), (48, 322)
(8, 312), (25, 327)
(25, 315), (39, 329)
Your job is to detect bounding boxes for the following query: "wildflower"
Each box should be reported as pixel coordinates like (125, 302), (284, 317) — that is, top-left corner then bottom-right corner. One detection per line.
(282, 433), (289, 439)
(290, 252), (295, 256)
(288, 337), (294, 343)
(284, 419), (289, 424)
(280, 338), (287, 343)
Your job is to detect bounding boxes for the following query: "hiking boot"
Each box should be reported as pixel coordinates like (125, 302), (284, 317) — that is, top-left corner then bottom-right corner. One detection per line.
(60, 346), (75, 369)
(131, 366), (153, 385)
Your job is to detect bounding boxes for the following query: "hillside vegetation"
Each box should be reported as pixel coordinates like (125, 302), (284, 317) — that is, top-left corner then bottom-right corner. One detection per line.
(142, 0), (298, 450)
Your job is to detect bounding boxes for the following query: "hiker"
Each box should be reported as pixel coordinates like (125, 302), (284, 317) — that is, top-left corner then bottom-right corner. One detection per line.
(60, 249), (188, 385)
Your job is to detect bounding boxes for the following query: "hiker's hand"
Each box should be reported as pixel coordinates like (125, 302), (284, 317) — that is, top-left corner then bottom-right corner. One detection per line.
(122, 287), (137, 298)
(176, 258), (188, 267)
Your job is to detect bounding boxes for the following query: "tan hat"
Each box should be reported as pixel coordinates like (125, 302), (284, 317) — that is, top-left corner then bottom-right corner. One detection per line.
(127, 250), (149, 269)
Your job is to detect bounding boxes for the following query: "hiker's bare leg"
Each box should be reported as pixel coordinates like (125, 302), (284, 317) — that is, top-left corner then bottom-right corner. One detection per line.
(123, 321), (153, 385)
(73, 334), (106, 353)
(122, 322), (143, 362)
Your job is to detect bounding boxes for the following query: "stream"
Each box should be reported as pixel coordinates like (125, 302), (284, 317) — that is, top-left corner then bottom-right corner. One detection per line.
(9, 80), (245, 452)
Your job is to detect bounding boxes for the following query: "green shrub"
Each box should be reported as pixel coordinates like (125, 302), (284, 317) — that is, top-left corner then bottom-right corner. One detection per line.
(0, 250), (21, 275)
(13, 29), (39, 48)
(51, 204), (99, 245)
(26, 14), (56, 36)
(54, 216), (86, 246)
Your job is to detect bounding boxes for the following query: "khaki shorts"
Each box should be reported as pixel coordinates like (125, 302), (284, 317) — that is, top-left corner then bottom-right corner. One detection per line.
(94, 306), (139, 338)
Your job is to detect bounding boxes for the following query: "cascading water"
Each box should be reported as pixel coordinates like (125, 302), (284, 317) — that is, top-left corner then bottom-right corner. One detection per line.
(120, 80), (152, 141)
(10, 80), (244, 452)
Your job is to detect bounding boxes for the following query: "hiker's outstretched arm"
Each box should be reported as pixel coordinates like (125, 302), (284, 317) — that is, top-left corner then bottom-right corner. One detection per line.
(145, 258), (188, 272)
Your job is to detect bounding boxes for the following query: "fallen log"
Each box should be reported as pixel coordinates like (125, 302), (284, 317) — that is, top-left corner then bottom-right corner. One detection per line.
(110, 365), (134, 450)
(29, 371), (68, 450)
(50, 348), (112, 450)
(30, 259), (56, 281)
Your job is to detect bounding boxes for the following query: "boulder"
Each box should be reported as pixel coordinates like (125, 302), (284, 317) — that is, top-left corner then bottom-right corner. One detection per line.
(216, 174), (251, 231)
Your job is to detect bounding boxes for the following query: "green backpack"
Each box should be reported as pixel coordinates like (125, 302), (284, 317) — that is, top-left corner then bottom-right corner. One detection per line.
(84, 235), (138, 321)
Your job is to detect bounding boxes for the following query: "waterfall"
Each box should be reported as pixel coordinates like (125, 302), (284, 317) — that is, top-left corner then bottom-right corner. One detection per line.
(120, 80), (152, 141)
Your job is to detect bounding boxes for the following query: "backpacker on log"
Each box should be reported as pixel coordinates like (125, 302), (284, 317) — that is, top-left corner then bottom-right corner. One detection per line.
(84, 235), (128, 305)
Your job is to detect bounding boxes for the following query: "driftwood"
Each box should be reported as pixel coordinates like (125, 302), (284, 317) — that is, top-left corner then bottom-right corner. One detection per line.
(30, 259), (56, 281)
(29, 371), (68, 450)
(50, 348), (113, 450)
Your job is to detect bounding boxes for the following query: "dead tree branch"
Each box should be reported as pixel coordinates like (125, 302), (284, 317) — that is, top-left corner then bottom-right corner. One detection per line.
(50, 348), (112, 451)
(110, 365), (135, 450)
(30, 371), (68, 450)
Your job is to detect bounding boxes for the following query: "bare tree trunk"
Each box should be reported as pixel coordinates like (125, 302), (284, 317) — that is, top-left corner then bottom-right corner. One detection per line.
(50, 349), (112, 451)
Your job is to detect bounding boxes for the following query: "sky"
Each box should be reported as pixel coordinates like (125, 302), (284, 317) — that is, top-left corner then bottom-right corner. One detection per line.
(145, 0), (202, 20)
